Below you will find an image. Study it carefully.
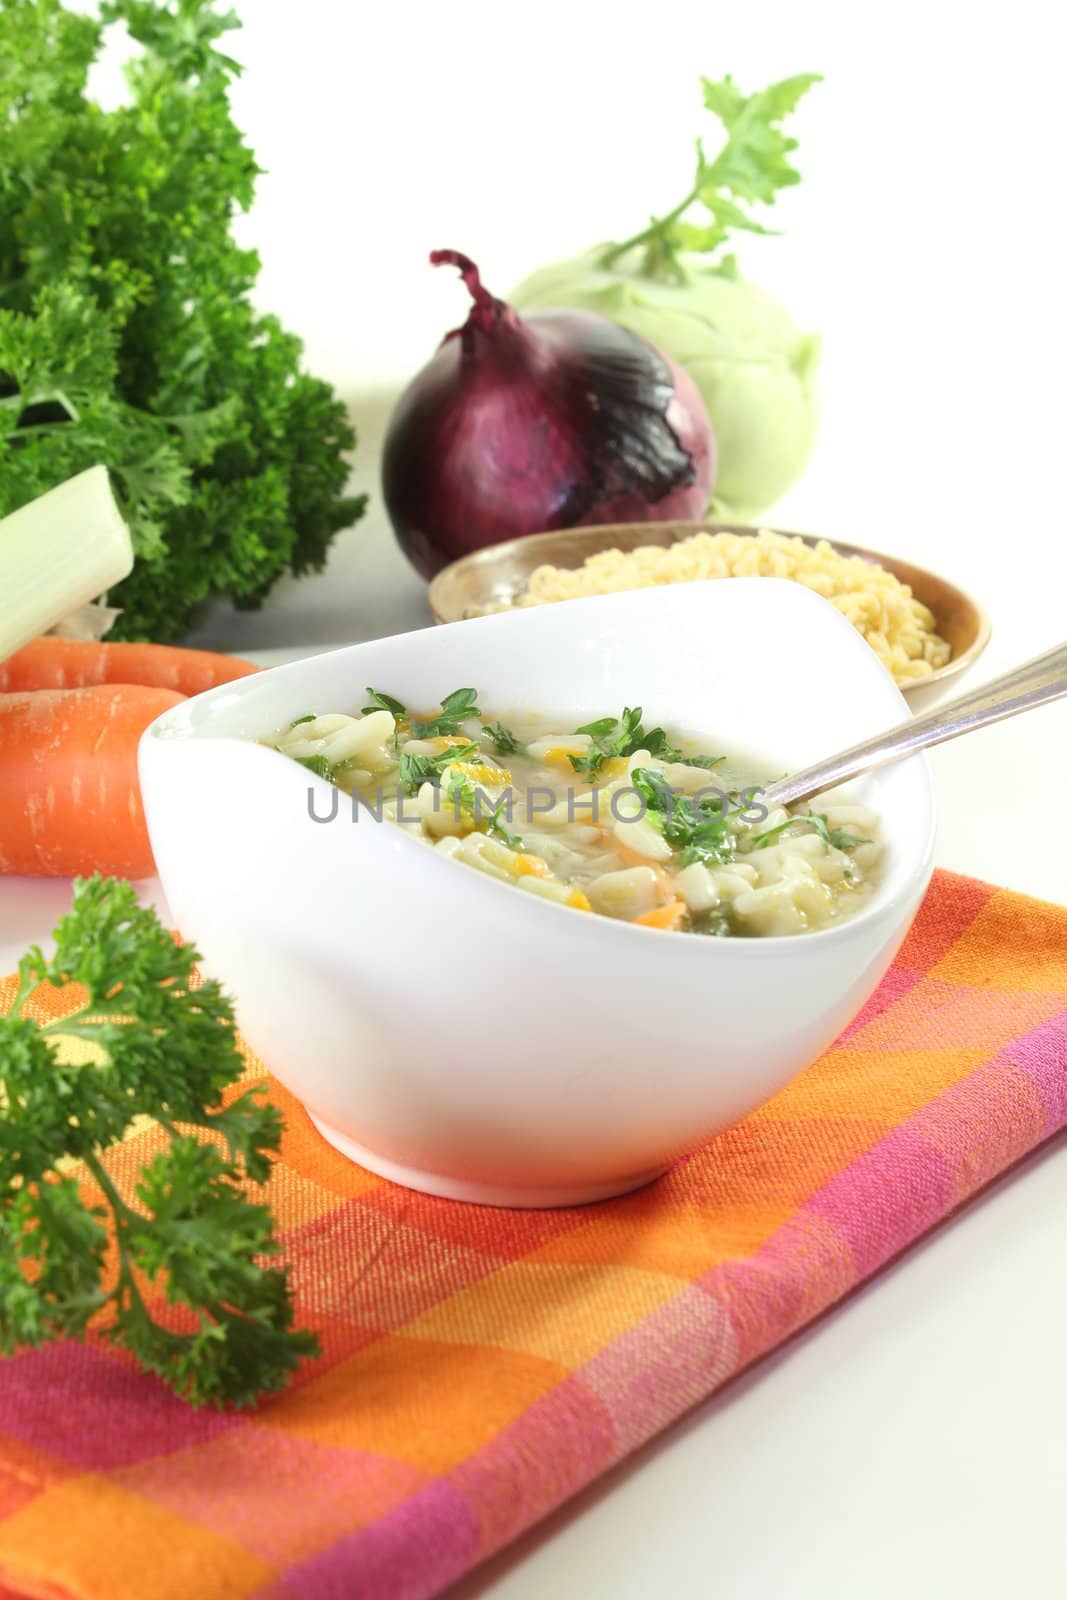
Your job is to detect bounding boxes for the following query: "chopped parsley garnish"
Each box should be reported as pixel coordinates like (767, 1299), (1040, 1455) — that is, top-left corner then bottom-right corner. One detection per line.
(289, 714), (316, 727)
(484, 802), (523, 850)
(362, 687), (481, 746)
(569, 707), (661, 776)
(569, 706), (643, 776)
(677, 752), (727, 771)
(362, 687), (408, 719)
(748, 817), (801, 850)
(630, 767), (736, 866)
(295, 754), (332, 781)
(569, 707), (724, 778)
(575, 712), (633, 742)
(483, 720), (523, 756)
(639, 727), (687, 763)
(750, 812), (869, 852)
(807, 813), (868, 851)
(399, 741), (481, 796)
(446, 774), (523, 849)
(409, 688), (481, 739)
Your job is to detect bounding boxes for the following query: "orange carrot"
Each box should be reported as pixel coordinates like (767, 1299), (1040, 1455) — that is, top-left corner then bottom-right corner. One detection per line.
(0, 685), (185, 878)
(634, 899), (688, 931)
(0, 637), (258, 696)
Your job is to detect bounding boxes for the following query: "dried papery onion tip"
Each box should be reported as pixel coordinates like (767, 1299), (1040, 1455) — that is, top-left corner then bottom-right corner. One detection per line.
(382, 250), (715, 578)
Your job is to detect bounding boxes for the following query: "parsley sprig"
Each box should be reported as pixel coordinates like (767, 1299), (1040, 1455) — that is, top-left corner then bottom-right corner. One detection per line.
(569, 708), (643, 777)
(296, 753), (332, 781)
(446, 775), (523, 849)
(362, 687), (481, 741)
(483, 721), (523, 756)
(399, 740), (481, 796)
(0, 878), (318, 1408)
(410, 688), (481, 738)
(599, 72), (821, 284)
(569, 707), (723, 780)
(630, 767), (737, 867)
(569, 707), (671, 778)
(750, 812), (868, 852)
(361, 688), (407, 719)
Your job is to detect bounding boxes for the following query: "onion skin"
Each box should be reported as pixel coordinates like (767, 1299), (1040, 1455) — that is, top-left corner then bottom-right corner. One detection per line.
(512, 248), (820, 520)
(383, 252), (716, 579)
(579, 356), (712, 531)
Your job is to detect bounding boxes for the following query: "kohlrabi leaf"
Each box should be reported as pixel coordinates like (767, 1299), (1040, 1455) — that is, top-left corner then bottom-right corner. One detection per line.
(599, 71), (821, 282)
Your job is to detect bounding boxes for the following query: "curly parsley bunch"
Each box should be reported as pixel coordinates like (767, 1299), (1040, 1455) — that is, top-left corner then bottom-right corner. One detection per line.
(0, 877), (318, 1407)
(0, 0), (364, 640)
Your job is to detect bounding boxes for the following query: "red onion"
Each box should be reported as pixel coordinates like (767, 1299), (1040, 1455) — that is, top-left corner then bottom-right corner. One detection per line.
(382, 251), (716, 579)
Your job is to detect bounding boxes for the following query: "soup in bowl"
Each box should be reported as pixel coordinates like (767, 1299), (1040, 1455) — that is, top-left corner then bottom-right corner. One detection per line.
(139, 580), (935, 1206)
(264, 697), (885, 939)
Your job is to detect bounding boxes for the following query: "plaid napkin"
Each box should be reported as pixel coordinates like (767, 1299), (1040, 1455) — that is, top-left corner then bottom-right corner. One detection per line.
(1, 868), (1065, 1600)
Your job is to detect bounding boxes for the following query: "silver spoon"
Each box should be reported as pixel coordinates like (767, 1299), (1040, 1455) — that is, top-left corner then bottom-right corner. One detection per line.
(761, 640), (1067, 812)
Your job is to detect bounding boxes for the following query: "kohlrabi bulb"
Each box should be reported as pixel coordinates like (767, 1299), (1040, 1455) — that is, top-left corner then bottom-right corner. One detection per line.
(511, 249), (820, 520)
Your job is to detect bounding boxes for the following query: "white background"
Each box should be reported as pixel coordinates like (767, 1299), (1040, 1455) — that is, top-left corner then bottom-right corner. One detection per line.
(5, 2), (1066, 1596)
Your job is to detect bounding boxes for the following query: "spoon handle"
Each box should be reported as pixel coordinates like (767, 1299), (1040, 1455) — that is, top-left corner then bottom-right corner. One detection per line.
(761, 639), (1067, 812)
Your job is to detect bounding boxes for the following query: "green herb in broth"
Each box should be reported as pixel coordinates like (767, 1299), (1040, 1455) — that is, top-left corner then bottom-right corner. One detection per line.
(807, 813), (869, 852)
(679, 824), (736, 868)
(484, 801), (523, 850)
(675, 752), (727, 772)
(630, 767), (736, 866)
(641, 727), (693, 764)
(569, 705), (698, 777)
(362, 688), (408, 751)
(399, 741), (482, 796)
(363, 686), (484, 747)
(575, 711), (638, 742)
(749, 816), (811, 850)
(569, 706), (642, 776)
(446, 773), (523, 849)
(483, 721), (524, 756)
(362, 688), (408, 719)
(296, 753), (333, 781)
(409, 688), (481, 739)
(290, 714), (317, 728)
(750, 812), (868, 853)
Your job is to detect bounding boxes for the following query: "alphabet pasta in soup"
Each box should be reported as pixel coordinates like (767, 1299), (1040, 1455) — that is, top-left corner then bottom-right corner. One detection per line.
(264, 688), (884, 937)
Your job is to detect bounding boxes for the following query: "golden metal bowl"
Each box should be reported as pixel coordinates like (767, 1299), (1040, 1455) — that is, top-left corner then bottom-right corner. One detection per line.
(428, 521), (991, 702)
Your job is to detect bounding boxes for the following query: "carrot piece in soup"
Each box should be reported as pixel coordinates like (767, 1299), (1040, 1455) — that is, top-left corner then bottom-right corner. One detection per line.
(634, 899), (688, 931)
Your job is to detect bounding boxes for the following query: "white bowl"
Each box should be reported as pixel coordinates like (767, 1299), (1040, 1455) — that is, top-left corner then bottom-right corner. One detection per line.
(140, 580), (935, 1208)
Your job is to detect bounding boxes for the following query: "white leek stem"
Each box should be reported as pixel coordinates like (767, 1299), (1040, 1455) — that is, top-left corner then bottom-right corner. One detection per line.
(0, 467), (134, 663)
